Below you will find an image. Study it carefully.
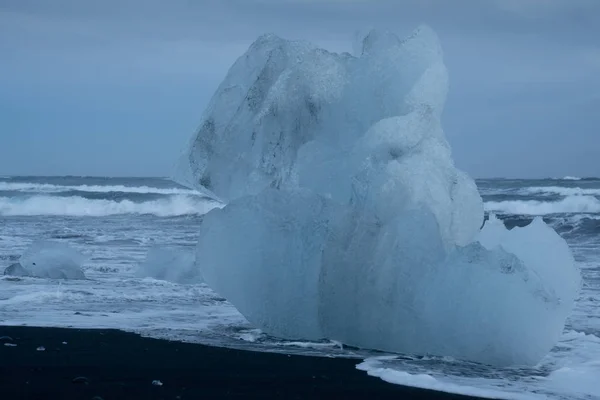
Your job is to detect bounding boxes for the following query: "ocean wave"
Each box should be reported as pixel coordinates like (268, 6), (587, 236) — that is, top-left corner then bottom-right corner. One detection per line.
(484, 195), (600, 216)
(0, 182), (197, 195)
(0, 195), (220, 217)
(496, 213), (600, 237)
(562, 176), (582, 181)
(549, 215), (600, 238)
(523, 186), (600, 197)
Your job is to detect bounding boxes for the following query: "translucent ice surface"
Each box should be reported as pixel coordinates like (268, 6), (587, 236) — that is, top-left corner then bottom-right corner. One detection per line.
(17, 240), (86, 280)
(3, 263), (30, 277)
(136, 247), (200, 284)
(179, 26), (581, 366)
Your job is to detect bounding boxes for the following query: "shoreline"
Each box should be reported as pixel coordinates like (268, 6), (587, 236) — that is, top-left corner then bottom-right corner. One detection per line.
(0, 325), (498, 399)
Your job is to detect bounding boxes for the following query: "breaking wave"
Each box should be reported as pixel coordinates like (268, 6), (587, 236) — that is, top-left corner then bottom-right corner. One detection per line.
(0, 195), (220, 217)
(484, 195), (600, 216)
(0, 182), (198, 195)
(522, 186), (600, 197)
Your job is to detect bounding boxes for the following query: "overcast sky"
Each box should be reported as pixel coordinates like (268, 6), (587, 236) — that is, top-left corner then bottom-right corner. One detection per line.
(1, 0), (598, 178)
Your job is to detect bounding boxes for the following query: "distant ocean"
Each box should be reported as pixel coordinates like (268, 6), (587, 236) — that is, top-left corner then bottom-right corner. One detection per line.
(1, 175), (599, 399)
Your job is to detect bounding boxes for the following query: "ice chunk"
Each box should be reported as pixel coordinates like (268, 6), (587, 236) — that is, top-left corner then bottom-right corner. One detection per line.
(174, 25), (467, 214)
(198, 196), (579, 365)
(198, 188), (337, 340)
(174, 34), (337, 201)
(319, 206), (447, 354)
(180, 26), (580, 367)
(181, 24), (481, 248)
(137, 247), (200, 284)
(478, 214), (581, 307)
(414, 240), (574, 366)
(3, 263), (31, 277)
(19, 241), (86, 280)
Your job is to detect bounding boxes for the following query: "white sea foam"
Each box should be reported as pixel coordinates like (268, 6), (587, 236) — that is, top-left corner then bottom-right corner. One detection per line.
(547, 363), (600, 399)
(485, 196), (600, 215)
(0, 276), (247, 335)
(356, 359), (542, 400)
(523, 186), (600, 197)
(277, 341), (343, 350)
(357, 328), (600, 400)
(236, 329), (264, 343)
(0, 182), (198, 195)
(562, 176), (582, 181)
(0, 195), (220, 217)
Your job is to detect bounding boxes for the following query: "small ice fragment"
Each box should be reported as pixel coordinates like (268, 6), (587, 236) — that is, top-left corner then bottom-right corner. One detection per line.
(19, 240), (87, 280)
(4, 343), (17, 347)
(3, 262), (30, 277)
(331, 340), (344, 350)
(237, 329), (263, 342)
(137, 247), (200, 284)
(72, 376), (90, 384)
(62, 341), (68, 345)
(152, 380), (163, 386)
(36, 346), (45, 351)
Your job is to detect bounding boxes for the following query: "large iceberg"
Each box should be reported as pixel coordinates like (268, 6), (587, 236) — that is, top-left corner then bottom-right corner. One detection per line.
(177, 26), (580, 366)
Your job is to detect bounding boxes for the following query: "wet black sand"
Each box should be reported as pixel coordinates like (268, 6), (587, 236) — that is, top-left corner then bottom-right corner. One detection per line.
(0, 326), (497, 399)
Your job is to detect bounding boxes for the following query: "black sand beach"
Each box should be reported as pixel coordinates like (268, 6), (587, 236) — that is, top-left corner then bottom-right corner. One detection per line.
(0, 326), (497, 399)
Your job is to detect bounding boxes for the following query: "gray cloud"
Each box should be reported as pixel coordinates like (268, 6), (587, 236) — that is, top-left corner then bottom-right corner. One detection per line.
(0, 0), (598, 178)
